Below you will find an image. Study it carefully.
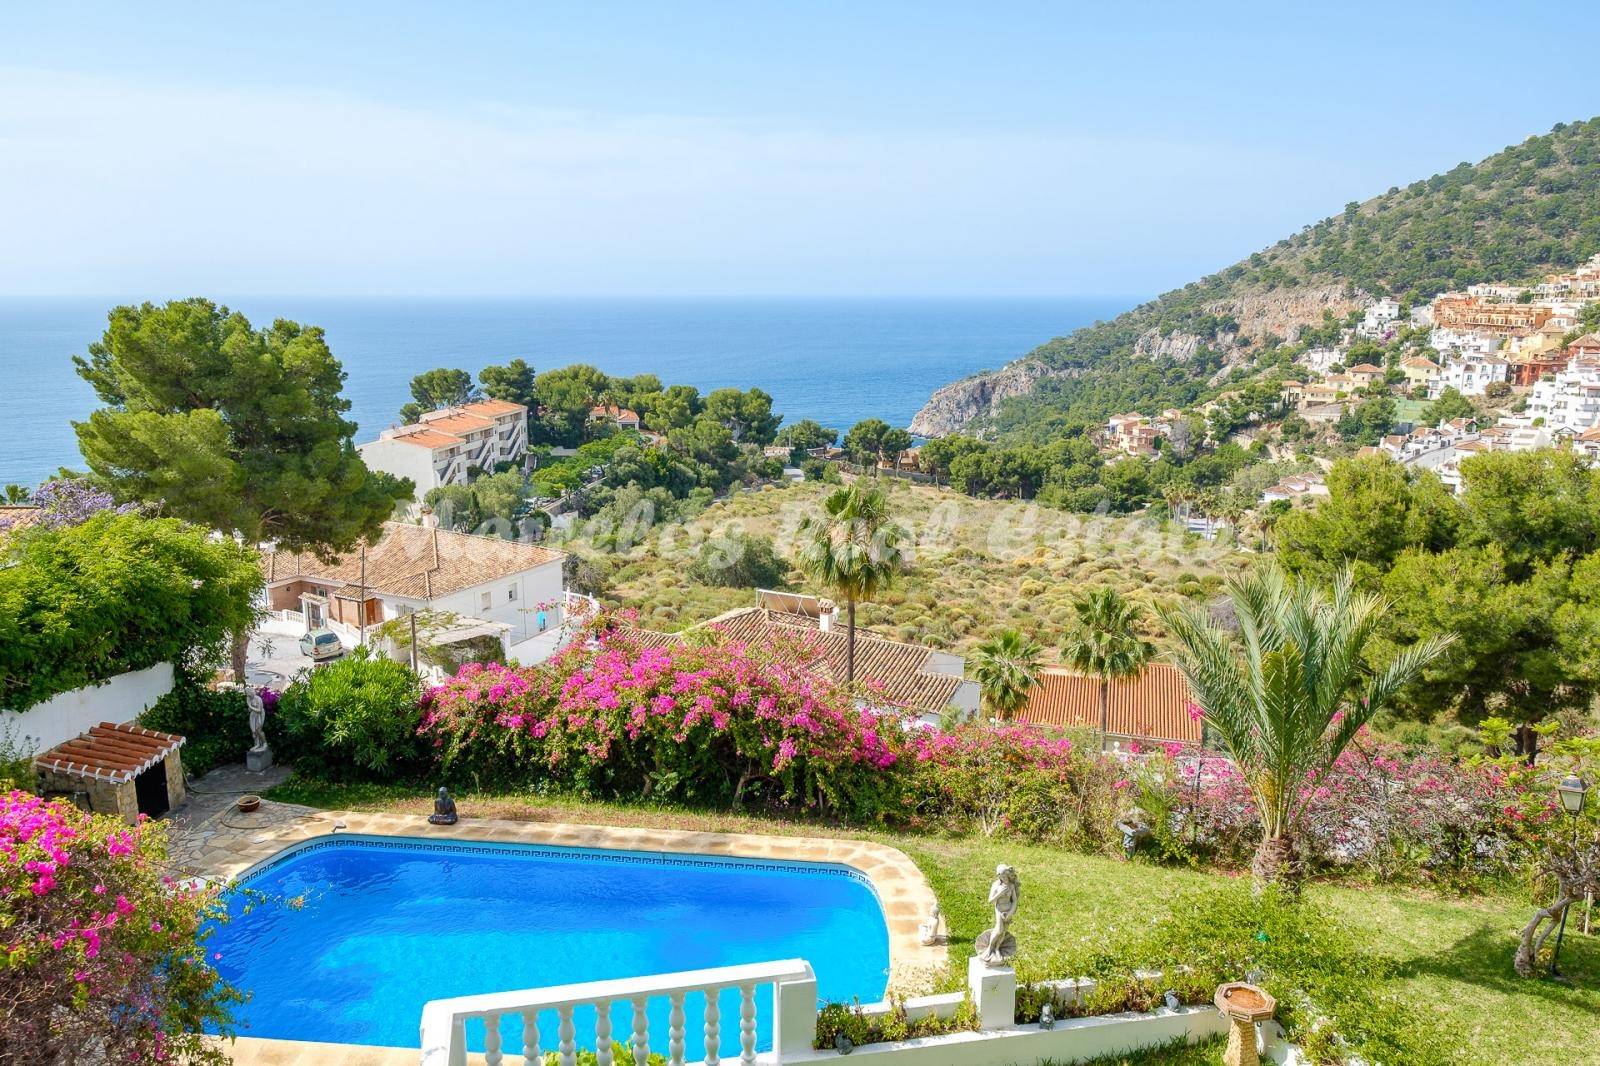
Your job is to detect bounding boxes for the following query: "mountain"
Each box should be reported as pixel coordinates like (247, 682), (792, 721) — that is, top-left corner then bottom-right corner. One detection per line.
(911, 117), (1600, 439)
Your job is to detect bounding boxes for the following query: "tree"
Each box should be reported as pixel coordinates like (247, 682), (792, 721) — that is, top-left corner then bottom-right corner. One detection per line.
(843, 418), (892, 467)
(687, 531), (790, 589)
(1060, 588), (1152, 749)
(777, 419), (838, 458)
(1161, 567), (1451, 884)
(796, 483), (908, 683)
(970, 629), (1043, 720)
(533, 363), (609, 445)
(642, 384), (702, 433)
(1, 484), (29, 504)
(879, 428), (913, 470)
(703, 387), (780, 445)
(398, 367), (479, 423)
(1274, 455), (1460, 585)
(1421, 386), (1476, 425)
(72, 300), (411, 678)
(478, 358), (537, 410)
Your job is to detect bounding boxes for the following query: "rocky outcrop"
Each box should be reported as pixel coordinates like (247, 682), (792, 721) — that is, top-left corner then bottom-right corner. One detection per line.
(910, 282), (1368, 436)
(908, 359), (1064, 438)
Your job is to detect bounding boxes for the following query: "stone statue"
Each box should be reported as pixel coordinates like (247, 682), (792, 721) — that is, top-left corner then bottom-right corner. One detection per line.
(247, 690), (267, 750)
(245, 689), (273, 772)
(918, 902), (946, 947)
(973, 863), (1019, 966)
(428, 787), (458, 825)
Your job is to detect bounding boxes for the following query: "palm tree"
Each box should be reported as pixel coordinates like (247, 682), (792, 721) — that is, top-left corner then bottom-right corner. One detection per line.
(797, 483), (907, 683)
(971, 629), (1043, 720)
(1160, 567), (1452, 884)
(1061, 588), (1152, 749)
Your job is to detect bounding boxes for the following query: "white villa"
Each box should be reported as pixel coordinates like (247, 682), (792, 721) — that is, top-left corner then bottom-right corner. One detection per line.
(1428, 351), (1509, 398)
(358, 398), (528, 502)
(1525, 358), (1600, 433)
(258, 518), (572, 665)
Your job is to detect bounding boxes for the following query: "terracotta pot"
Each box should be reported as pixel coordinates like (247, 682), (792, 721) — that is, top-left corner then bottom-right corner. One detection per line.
(236, 795), (262, 814)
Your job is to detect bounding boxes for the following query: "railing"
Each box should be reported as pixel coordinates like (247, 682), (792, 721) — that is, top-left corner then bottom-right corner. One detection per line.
(419, 959), (816, 1066)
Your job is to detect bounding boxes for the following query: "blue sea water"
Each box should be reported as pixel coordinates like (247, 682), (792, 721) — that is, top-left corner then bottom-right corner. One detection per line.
(0, 296), (1126, 488)
(206, 837), (890, 1053)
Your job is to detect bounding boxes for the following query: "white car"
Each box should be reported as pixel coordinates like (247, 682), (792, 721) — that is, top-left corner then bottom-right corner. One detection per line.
(298, 628), (345, 662)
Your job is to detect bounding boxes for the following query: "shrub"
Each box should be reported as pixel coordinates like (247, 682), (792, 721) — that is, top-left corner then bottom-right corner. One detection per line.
(138, 676), (255, 778)
(0, 791), (240, 1064)
(0, 513), (262, 712)
(420, 624), (908, 821)
(813, 995), (977, 1050)
(686, 531), (789, 589)
(904, 724), (1122, 852)
(276, 651), (421, 779)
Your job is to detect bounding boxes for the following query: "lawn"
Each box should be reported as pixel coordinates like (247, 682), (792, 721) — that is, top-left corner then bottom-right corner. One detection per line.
(264, 780), (1600, 1065)
(575, 477), (1247, 654)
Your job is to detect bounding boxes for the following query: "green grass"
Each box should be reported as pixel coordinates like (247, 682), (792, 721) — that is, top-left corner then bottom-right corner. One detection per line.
(266, 779), (1600, 1065)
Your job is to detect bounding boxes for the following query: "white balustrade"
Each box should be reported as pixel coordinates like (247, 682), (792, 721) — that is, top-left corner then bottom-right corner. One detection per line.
(419, 959), (816, 1066)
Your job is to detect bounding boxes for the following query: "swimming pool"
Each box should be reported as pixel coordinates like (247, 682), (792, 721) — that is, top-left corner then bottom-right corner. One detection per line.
(208, 835), (890, 1055)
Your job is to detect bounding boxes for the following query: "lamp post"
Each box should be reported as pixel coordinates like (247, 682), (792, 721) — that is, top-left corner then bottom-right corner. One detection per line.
(1550, 773), (1589, 978)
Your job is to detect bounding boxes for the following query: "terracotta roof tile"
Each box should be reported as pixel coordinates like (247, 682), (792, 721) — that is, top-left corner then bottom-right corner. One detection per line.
(390, 429), (462, 449)
(419, 412), (497, 435)
(260, 522), (564, 600)
(1017, 663), (1199, 744)
(35, 722), (185, 784)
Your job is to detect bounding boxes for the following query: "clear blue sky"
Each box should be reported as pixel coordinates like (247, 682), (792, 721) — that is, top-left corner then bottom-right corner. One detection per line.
(3, 1), (1597, 298)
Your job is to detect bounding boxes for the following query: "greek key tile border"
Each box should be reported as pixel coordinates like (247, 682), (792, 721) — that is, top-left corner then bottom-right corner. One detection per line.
(236, 832), (878, 891)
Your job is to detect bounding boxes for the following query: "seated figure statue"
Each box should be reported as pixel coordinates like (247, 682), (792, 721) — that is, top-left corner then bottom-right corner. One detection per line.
(428, 786), (458, 825)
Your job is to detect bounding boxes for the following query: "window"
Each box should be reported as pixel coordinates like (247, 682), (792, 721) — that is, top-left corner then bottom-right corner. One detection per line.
(507, 585), (517, 602)
(481, 591), (492, 610)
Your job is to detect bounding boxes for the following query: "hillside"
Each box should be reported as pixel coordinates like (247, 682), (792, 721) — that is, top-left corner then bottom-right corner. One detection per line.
(912, 117), (1600, 439)
(577, 478), (1247, 654)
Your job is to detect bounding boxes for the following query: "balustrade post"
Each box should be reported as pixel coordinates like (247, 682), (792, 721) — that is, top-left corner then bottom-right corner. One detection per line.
(631, 996), (650, 1066)
(557, 1004), (577, 1066)
(668, 992), (687, 1065)
(703, 990), (721, 1066)
(520, 1008), (542, 1066)
(595, 999), (613, 1066)
(738, 984), (757, 1065)
(484, 1012), (503, 1066)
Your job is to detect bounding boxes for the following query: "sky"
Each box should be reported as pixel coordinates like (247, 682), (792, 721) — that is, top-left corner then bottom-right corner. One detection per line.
(3, 1), (1598, 299)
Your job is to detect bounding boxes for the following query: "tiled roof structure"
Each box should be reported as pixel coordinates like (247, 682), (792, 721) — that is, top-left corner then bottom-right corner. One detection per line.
(35, 722), (185, 784)
(260, 522), (563, 600)
(1017, 663), (1200, 744)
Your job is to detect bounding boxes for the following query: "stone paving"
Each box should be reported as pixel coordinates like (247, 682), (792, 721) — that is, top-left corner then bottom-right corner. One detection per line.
(167, 766), (949, 1066)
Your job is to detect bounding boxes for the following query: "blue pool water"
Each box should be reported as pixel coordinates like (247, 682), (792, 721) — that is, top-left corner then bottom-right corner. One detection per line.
(207, 836), (890, 1054)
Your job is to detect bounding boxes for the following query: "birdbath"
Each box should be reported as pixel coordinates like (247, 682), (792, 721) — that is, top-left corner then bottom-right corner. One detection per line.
(1213, 982), (1276, 1066)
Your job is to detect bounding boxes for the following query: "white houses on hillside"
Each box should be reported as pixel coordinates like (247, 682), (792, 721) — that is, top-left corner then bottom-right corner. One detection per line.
(358, 399), (528, 502)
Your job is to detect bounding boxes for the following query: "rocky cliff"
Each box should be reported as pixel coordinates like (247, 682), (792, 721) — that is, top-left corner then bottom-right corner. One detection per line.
(909, 283), (1365, 437)
(908, 359), (1067, 438)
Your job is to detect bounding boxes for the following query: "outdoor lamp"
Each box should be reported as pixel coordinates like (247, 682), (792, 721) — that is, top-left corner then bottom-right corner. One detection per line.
(1556, 774), (1589, 816)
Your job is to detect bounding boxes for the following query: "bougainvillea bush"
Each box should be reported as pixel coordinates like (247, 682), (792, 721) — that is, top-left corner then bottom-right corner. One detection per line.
(420, 626), (910, 821)
(902, 724), (1124, 851)
(0, 792), (239, 1065)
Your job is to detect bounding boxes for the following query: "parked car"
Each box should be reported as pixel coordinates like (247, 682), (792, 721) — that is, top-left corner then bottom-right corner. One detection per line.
(298, 628), (345, 662)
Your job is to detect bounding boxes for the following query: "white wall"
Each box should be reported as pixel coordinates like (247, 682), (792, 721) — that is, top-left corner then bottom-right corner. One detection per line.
(357, 438), (442, 502)
(3, 663), (175, 757)
(382, 559), (567, 642)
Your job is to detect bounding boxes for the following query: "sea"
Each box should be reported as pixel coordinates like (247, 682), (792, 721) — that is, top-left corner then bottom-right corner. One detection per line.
(0, 296), (1128, 488)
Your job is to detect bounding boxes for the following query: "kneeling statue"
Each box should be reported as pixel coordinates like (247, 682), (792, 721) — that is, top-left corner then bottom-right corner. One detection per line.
(428, 787), (458, 826)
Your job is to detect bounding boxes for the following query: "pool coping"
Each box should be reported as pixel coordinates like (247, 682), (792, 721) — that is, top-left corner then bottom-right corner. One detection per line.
(204, 811), (947, 1066)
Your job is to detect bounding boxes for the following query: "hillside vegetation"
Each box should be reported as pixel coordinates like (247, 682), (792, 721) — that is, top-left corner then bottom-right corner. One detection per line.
(573, 478), (1247, 653)
(956, 117), (1600, 439)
